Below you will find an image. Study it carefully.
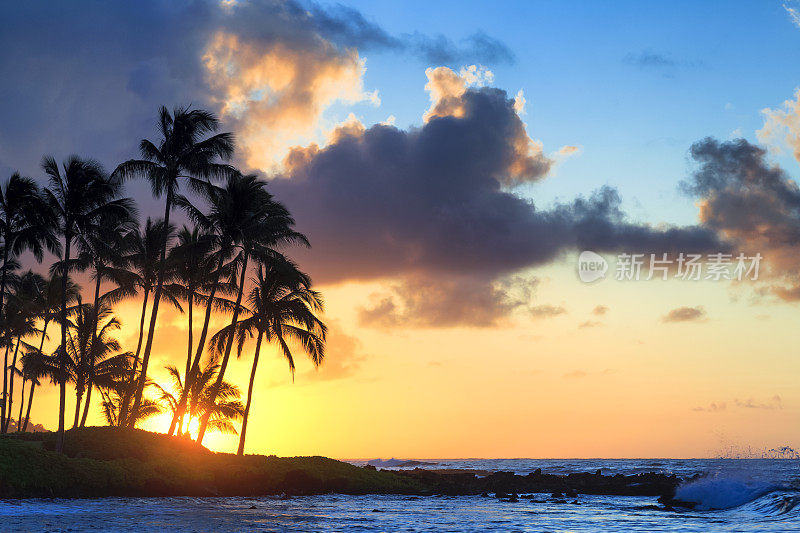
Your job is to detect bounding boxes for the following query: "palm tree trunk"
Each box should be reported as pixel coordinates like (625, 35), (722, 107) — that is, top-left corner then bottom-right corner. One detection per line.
(80, 274), (102, 427)
(0, 242), (10, 342)
(1, 339), (9, 432)
(23, 319), (49, 433)
(119, 288), (148, 426)
(17, 374), (26, 431)
(237, 331), (262, 455)
(197, 250), (249, 443)
(3, 334), (21, 432)
(168, 253), (225, 435)
(185, 293), (193, 378)
(73, 388), (82, 428)
(0, 238), (9, 431)
(23, 380), (35, 432)
(80, 382), (92, 427)
(72, 390), (83, 428)
(56, 234), (71, 453)
(129, 188), (173, 427)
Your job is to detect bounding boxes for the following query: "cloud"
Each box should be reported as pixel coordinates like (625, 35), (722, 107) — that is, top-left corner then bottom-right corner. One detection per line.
(530, 304), (567, 319)
(662, 306), (706, 323)
(272, 321), (368, 385)
(735, 396), (783, 410)
(0, 0), (514, 177)
(578, 320), (601, 329)
(271, 68), (722, 327)
(591, 305), (608, 316)
(358, 276), (537, 328)
(404, 31), (515, 66)
(758, 88), (800, 163)
(274, 80), (722, 287)
(694, 396), (783, 412)
(305, 4), (515, 65)
(623, 51), (678, 69)
(622, 50), (703, 73)
(692, 402), (726, 412)
(784, 1), (800, 28)
(683, 136), (800, 298)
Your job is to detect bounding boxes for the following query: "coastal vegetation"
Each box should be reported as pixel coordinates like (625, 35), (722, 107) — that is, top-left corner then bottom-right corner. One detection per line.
(0, 106), (326, 455)
(0, 427), (680, 500)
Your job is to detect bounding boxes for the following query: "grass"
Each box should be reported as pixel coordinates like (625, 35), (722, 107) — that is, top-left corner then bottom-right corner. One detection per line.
(0, 427), (426, 498)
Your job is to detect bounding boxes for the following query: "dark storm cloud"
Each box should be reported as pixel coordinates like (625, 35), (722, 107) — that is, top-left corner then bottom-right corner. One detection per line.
(0, 0), (514, 178)
(684, 137), (800, 245)
(272, 85), (722, 328)
(683, 137), (800, 299)
(274, 86), (723, 286)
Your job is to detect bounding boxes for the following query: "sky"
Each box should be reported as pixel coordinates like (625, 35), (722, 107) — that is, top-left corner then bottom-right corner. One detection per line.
(3, 0), (800, 458)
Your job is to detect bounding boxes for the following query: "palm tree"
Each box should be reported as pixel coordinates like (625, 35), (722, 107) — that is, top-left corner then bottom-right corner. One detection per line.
(43, 155), (134, 452)
(0, 173), (58, 334)
(2, 271), (46, 432)
(100, 376), (161, 428)
(211, 260), (325, 454)
(18, 349), (49, 432)
(17, 273), (80, 432)
(155, 357), (245, 438)
(64, 300), (131, 427)
(178, 173), (307, 443)
(163, 225), (228, 434)
(113, 106), (235, 427)
(73, 208), (138, 427)
(166, 227), (216, 378)
(116, 218), (182, 427)
(1, 283), (38, 432)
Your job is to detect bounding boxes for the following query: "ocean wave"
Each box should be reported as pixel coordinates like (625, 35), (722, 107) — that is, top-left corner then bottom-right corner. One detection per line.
(674, 475), (783, 511)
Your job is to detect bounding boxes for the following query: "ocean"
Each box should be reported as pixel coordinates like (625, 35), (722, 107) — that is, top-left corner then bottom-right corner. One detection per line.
(2, 458), (799, 532)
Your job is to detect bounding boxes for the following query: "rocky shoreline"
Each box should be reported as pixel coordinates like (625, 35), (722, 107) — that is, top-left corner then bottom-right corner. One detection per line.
(0, 427), (684, 505)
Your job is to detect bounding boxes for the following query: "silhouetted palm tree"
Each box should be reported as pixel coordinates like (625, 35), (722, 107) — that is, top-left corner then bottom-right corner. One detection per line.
(1, 276), (40, 432)
(211, 260), (325, 454)
(114, 218), (182, 427)
(73, 208), (138, 427)
(64, 300), (130, 427)
(100, 376), (161, 428)
(163, 225), (233, 434)
(155, 357), (245, 438)
(18, 273), (80, 432)
(178, 173), (307, 443)
(113, 106), (235, 427)
(0, 172), (58, 334)
(167, 226), (216, 379)
(43, 155), (133, 452)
